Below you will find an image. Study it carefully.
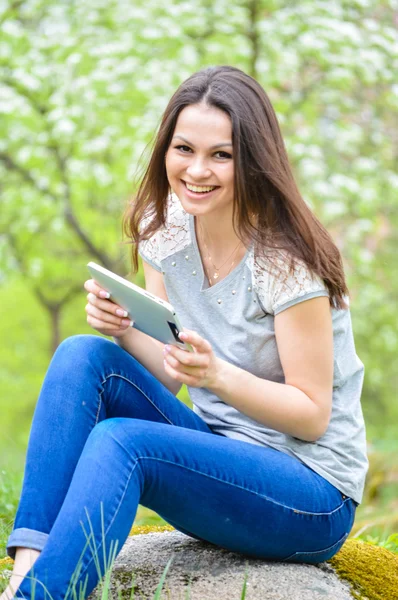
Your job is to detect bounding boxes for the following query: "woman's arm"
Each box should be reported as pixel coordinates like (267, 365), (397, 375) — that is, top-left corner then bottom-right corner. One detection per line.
(164, 296), (333, 442)
(208, 296), (333, 442)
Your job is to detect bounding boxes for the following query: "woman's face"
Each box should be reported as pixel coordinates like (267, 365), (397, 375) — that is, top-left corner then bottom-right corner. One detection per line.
(165, 103), (234, 218)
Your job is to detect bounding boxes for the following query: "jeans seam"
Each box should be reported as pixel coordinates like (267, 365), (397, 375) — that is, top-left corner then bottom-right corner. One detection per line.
(100, 374), (174, 425)
(134, 456), (346, 516)
(94, 396), (102, 425)
(283, 531), (349, 561)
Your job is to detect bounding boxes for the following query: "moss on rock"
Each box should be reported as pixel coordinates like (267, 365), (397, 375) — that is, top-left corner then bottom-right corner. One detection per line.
(0, 557), (13, 592)
(329, 538), (398, 600)
(0, 556), (13, 578)
(130, 524), (174, 536)
(0, 558), (13, 568)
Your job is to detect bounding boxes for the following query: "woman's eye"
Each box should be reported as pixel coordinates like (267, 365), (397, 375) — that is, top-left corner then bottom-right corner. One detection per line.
(174, 146), (232, 159)
(214, 151), (232, 159)
(175, 145), (192, 153)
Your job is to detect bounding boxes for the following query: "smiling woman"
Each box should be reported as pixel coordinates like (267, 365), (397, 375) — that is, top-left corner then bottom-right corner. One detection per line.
(3, 66), (368, 600)
(164, 103), (245, 276)
(166, 106), (234, 221)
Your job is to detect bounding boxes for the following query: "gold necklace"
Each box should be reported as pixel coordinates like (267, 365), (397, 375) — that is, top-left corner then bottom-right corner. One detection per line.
(203, 254), (239, 287)
(199, 220), (243, 284)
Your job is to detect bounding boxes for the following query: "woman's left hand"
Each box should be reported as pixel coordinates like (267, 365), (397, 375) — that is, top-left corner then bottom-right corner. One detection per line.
(163, 329), (219, 388)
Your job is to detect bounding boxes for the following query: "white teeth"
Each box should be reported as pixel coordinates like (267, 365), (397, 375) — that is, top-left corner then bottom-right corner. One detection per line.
(185, 182), (217, 193)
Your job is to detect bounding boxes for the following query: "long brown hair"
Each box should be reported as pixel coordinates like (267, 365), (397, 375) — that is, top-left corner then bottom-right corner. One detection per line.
(123, 65), (349, 310)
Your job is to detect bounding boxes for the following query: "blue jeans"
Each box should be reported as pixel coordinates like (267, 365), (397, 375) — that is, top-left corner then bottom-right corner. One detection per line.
(7, 335), (356, 600)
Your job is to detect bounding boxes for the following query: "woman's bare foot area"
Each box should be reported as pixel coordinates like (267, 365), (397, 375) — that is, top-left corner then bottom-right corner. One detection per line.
(0, 548), (41, 600)
(1, 580), (19, 600)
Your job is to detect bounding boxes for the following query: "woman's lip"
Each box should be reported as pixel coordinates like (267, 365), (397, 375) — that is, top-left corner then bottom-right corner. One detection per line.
(182, 180), (220, 189)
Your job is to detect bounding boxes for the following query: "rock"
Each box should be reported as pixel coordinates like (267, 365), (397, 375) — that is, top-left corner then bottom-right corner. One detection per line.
(3, 528), (397, 599)
(94, 529), (355, 600)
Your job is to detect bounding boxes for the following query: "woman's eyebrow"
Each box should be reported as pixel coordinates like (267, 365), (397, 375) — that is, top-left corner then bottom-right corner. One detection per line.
(172, 135), (233, 150)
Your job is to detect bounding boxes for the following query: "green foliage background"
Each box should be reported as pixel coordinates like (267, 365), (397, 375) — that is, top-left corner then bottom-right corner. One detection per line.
(0, 0), (397, 530)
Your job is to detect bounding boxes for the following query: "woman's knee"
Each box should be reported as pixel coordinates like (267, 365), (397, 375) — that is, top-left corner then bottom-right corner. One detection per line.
(86, 418), (159, 458)
(85, 418), (133, 457)
(52, 334), (116, 370)
(55, 334), (109, 357)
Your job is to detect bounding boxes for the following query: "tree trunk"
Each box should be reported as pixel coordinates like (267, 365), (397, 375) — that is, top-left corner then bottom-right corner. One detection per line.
(49, 303), (61, 355)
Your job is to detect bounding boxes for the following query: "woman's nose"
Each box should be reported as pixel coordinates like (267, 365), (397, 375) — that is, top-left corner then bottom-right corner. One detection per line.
(185, 158), (211, 180)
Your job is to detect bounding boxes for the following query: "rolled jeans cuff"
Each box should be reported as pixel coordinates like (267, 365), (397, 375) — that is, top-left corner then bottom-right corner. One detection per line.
(6, 528), (49, 559)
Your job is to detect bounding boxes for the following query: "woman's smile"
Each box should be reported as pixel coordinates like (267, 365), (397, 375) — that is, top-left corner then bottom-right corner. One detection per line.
(181, 179), (221, 199)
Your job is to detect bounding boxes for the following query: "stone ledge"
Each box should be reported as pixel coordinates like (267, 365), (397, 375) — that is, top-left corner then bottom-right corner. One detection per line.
(98, 530), (353, 600)
(98, 528), (398, 600)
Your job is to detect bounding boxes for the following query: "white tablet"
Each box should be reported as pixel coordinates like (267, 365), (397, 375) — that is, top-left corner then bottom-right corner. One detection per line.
(87, 262), (193, 352)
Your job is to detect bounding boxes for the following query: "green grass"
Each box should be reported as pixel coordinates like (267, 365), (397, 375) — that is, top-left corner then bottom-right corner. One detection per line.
(356, 532), (398, 554)
(0, 468), (22, 560)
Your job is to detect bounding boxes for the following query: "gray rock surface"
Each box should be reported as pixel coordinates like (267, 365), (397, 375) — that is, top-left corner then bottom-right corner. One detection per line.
(93, 530), (354, 600)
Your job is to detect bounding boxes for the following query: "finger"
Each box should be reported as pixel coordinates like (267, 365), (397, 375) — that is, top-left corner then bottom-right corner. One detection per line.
(164, 345), (209, 368)
(165, 354), (199, 375)
(84, 279), (111, 299)
(87, 313), (131, 331)
(164, 352), (206, 376)
(86, 304), (132, 328)
(178, 329), (212, 353)
(86, 307), (131, 329)
(163, 359), (202, 387)
(86, 292), (130, 319)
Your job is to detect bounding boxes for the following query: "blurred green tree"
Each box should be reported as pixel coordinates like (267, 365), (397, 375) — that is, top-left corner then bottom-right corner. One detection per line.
(0, 0), (396, 456)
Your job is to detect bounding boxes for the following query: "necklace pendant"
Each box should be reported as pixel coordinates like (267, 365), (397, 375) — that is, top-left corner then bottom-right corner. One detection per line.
(213, 272), (219, 280)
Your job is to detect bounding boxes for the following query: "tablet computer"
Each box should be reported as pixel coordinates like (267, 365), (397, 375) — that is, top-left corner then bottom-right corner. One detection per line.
(87, 262), (193, 352)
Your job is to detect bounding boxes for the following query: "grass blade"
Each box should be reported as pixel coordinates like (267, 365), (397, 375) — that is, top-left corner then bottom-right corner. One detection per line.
(240, 564), (249, 600)
(152, 557), (173, 600)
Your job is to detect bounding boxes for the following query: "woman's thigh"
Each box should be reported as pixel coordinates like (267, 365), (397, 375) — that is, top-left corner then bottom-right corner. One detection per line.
(43, 334), (212, 432)
(102, 418), (356, 563)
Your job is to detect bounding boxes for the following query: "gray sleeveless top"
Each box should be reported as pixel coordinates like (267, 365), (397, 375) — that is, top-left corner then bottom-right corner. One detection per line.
(138, 193), (368, 504)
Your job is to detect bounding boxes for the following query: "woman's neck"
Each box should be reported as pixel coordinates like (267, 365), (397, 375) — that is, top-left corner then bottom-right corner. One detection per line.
(196, 217), (236, 248)
(195, 215), (252, 268)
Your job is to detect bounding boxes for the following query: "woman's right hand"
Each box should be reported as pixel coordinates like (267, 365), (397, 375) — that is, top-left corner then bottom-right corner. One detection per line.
(84, 279), (134, 338)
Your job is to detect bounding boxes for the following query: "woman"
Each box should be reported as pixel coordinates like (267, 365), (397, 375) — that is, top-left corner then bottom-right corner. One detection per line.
(2, 65), (368, 600)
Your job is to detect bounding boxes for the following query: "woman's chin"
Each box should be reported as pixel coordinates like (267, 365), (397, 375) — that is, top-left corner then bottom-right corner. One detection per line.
(173, 191), (211, 215)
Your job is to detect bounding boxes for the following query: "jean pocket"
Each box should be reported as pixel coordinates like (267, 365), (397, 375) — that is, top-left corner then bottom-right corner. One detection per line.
(283, 531), (349, 564)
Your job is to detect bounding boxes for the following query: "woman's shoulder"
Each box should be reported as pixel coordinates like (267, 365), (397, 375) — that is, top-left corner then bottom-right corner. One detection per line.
(161, 192), (191, 253)
(140, 193), (191, 264)
(247, 246), (329, 315)
(165, 192), (188, 227)
(140, 192), (187, 231)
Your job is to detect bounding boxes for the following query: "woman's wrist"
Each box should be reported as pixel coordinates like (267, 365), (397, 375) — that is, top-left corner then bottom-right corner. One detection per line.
(206, 357), (230, 394)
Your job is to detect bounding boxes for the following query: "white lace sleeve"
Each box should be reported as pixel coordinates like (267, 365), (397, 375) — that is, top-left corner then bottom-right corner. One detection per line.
(252, 251), (329, 315)
(138, 215), (162, 272)
(138, 193), (190, 272)
(158, 193), (191, 258)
